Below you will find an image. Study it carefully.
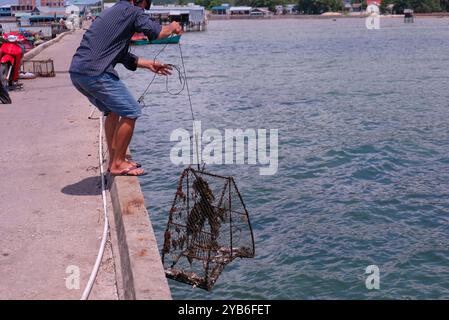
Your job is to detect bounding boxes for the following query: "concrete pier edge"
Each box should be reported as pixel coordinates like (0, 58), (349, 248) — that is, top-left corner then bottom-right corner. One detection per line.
(24, 30), (75, 61)
(109, 173), (172, 300)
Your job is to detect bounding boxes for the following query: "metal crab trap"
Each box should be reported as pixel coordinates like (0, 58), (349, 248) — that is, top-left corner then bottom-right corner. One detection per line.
(162, 167), (255, 290)
(21, 59), (55, 77)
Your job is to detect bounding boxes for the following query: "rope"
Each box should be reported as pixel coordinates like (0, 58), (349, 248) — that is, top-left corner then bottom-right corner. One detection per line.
(80, 115), (110, 300)
(178, 42), (201, 170)
(137, 41), (201, 170)
(137, 42), (169, 105)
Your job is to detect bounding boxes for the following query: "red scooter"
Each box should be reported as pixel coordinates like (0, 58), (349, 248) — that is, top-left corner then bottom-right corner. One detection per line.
(0, 32), (25, 104)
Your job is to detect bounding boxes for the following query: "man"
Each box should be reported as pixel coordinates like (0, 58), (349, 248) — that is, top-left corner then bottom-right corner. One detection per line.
(69, 0), (182, 176)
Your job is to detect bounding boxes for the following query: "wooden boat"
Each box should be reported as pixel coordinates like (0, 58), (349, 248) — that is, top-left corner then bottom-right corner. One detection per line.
(150, 35), (181, 44)
(131, 33), (181, 45)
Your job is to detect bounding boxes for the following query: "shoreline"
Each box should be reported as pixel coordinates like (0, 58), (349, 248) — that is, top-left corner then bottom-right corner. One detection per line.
(207, 13), (449, 21)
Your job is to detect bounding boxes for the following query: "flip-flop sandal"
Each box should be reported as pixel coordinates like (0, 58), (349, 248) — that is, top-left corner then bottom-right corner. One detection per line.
(106, 158), (141, 172)
(111, 166), (147, 177)
(125, 158), (141, 168)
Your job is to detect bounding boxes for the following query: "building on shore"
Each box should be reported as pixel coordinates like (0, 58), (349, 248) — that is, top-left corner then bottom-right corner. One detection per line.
(211, 4), (296, 18)
(229, 6), (252, 15)
(33, 5), (67, 16)
(11, 0), (36, 13)
(250, 7), (272, 17)
(11, 4), (35, 14)
(69, 0), (102, 16)
(0, 5), (12, 17)
(146, 4), (207, 32)
(41, 0), (65, 8)
(65, 4), (80, 15)
(19, 0), (37, 6)
(209, 5), (277, 18)
(211, 4), (230, 15)
(275, 4), (297, 15)
(0, 1), (73, 37)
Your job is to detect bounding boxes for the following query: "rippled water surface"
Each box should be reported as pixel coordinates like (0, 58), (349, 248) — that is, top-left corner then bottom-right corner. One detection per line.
(118, 18), (449, 299)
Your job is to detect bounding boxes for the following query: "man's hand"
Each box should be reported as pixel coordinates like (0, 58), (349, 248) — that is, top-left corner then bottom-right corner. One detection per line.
(137, 58), (172, 75)
(157, 22), (183, 39)
(169, 22), (183, 35)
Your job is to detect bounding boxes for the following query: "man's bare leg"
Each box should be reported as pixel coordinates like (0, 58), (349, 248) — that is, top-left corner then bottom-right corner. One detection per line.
(104, 112), (119, 170)
(109, 117), (144, 176)
(105, 112), (139, 170)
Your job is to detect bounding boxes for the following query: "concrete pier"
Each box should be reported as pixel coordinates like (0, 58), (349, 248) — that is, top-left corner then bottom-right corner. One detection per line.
(0, 30), (170, 299)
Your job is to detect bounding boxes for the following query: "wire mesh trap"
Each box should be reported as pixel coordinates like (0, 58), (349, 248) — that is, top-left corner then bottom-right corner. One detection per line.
(162, 167), (255, 290)
(21, 59), (55, 77)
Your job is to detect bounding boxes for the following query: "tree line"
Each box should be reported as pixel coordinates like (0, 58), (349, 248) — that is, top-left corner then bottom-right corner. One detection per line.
(153, 0), (449, 13)
(380, 0), (449, 13)
(295, 0), (449, 13)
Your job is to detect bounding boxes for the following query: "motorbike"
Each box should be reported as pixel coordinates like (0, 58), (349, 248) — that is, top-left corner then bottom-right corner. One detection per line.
(0, 32), (26, 104)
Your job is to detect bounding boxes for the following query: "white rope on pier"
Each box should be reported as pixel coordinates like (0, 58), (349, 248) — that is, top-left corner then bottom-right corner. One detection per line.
(80, 115), (109, 300)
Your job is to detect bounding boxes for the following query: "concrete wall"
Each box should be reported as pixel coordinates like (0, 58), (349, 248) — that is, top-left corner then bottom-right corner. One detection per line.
(109, 174), (172, 300)
(23, 30), (73, 61)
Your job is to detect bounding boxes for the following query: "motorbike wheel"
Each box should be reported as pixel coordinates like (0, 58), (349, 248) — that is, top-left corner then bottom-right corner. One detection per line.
(0, 62), (12, 104)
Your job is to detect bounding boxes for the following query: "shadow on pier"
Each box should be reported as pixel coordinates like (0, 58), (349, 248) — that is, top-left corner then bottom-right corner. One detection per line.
(61, 176), (102, 196)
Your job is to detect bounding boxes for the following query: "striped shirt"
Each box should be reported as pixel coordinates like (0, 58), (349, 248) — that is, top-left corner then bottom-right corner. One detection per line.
(69, 1), (162, 77)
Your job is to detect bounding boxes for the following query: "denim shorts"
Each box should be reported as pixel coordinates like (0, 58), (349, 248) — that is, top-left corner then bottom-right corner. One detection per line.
(70, 72), (142, 119)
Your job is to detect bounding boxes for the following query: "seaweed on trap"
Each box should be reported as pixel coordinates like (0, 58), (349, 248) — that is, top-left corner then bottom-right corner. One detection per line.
(162, 167), (255, 290)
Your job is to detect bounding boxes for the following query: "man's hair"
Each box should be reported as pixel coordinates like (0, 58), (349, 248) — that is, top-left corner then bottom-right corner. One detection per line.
(133, 0), (152, 10)
(133, 0), (151, 6)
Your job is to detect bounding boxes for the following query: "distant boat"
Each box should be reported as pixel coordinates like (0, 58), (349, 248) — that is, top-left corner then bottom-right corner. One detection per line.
(131, 33), (181, 45)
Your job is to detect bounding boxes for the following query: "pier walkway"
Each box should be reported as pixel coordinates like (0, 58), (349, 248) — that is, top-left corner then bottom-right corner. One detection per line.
(0, 30), (118, 299)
